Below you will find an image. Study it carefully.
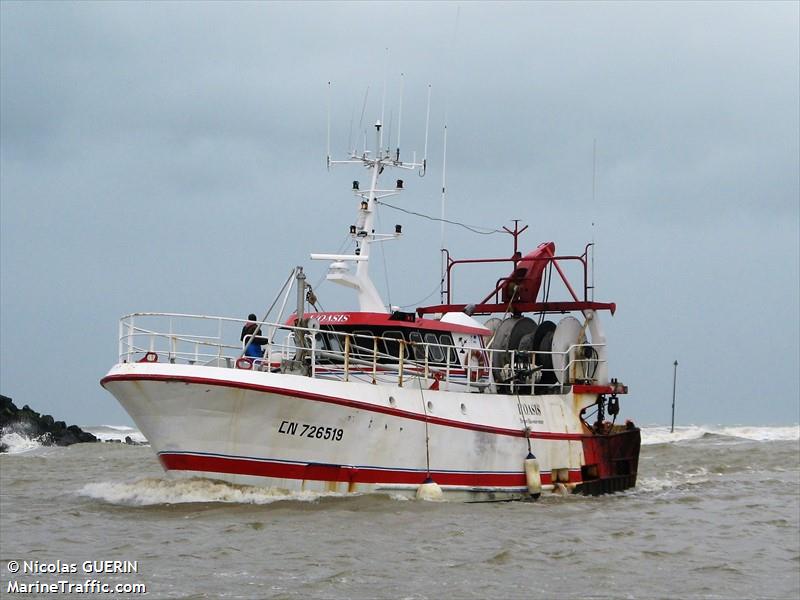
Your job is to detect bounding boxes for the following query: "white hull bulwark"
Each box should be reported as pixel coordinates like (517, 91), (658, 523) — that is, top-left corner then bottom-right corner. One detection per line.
(102, 361), (626, 501)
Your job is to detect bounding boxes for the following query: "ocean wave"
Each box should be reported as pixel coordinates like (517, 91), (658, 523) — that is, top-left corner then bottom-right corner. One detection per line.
(0, 430), (52, 454)
(81, 425), (148, 444)
(641, 425), (799, 445)
(77, 477), (346, 506)
(635, 466), (713, 493)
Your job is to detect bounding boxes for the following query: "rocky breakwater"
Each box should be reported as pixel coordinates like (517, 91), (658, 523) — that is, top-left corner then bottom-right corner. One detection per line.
(0, 394), (98, 452)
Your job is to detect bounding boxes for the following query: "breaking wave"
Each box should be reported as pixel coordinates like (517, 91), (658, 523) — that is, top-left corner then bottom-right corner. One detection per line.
(0, 430), (51, 454)
(635, 466), (714, 494)
(82, 425), (148, 444)
(641, 425), (799, 446)
(78, 477), (346, 506)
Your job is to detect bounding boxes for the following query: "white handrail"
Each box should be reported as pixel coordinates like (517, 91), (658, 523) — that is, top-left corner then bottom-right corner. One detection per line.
(116, 312), (606, 393)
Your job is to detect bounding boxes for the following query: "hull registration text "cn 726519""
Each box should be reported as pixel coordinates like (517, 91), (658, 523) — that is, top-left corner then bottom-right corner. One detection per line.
(278, 421), (344, 441)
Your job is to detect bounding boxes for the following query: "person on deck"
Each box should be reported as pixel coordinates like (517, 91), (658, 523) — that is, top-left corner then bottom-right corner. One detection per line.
(241, 314), (268, 358)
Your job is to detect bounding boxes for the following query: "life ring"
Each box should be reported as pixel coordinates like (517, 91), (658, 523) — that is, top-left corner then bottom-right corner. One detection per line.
(236, 357), (253, 370)
(468, 349), (489, 382)
(138, 352), (158, 363)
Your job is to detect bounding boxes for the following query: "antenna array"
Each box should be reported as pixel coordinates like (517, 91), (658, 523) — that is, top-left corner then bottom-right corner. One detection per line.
(316, 78), (431, 313)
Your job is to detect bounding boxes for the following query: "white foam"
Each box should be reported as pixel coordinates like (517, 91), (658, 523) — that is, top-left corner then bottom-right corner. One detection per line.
(713, 425), (800, 442)
(82, 425), (148, 444)
(635, 466), (712, 493)
(641, 425), (799, 445)
(0, 430), (49, 454)
(641, 426), (708, 445)
(78, 477), (344, 506)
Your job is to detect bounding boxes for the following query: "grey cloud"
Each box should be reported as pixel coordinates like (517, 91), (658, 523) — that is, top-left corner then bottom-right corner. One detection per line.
(1, 1), (797, 426)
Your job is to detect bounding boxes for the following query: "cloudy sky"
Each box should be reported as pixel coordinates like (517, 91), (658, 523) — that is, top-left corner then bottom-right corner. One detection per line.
(1, 1), (798, 427)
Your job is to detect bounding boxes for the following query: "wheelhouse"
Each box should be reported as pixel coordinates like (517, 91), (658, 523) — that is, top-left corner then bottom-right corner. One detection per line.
(289, 310), (489, 368)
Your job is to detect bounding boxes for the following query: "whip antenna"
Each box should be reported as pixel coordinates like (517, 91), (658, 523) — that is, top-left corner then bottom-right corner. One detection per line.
(396, 73), (405, 160)
(326, 81), (331, 170)
(358, 86), (370, 155)
(386, 110), (393, 155)
(421, 84), (431, 176)
(439, 123), (448, 302)
(347, 104), (355, 156)
(591, 139), (597, 301)
(381, 48), (388, 134)
(439, 6), (460, 299)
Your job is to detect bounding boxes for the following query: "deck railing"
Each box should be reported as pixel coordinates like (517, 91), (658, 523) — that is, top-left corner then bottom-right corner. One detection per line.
(117, 312), (606, 393)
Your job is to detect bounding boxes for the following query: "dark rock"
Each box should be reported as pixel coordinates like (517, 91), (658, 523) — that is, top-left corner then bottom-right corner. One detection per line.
(78, 431), (98, 444)
(0, 395), (99, 452)
(55, 431), (80, 446)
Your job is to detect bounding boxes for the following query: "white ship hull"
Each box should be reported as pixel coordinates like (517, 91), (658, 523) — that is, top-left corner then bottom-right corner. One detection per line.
(102, 361), (637, 501)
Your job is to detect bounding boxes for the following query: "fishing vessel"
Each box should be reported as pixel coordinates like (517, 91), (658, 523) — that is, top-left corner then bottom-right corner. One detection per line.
(101, 109), (640, 501)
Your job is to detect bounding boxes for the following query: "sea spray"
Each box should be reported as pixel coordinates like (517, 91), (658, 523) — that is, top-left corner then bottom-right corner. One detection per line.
(77, 477), (348, 506)
(641, 425), (799, 445)
(0, 430), (51, 454)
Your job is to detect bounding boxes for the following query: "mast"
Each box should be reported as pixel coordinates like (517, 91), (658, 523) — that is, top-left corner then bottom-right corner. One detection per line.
(351, 120), (388, 311)
(312, 89), (428, 312)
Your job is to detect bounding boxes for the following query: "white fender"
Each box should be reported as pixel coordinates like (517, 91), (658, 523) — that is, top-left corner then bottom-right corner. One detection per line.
(524, 452), (542, 498)
(416, 478), (444, 501)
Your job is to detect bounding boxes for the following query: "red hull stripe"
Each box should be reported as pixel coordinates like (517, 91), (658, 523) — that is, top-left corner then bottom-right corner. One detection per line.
(158, 451), (572, 487)
(101, 373), (586, 441)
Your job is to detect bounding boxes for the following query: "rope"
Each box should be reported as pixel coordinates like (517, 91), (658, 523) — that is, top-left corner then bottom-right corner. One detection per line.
(517, 393), (533, 454)
(418, 385), (432, 477)
(398, 282), (441, 309)
(375, 199), (503, 235)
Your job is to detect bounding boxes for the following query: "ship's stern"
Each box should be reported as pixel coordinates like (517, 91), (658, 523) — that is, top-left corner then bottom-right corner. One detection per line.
(575, 424), (641, 495)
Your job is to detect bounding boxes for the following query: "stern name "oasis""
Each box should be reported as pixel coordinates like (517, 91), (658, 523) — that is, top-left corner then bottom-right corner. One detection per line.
(519, 403), (543, 416)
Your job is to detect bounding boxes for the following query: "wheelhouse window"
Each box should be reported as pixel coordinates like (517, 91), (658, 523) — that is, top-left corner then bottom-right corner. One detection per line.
(315, 329), (344, 354)
(408, 331), (425, 361)
(351, 330), (375, 359)
(439, 334), (459, 365)
(325, 331), (343, 354)
(382, 331), (408, 360)
(423, 333), (444, 362)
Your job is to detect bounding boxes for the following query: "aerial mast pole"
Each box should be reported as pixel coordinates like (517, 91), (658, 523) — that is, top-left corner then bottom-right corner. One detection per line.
(314, 79), (428, 312)
(671, 360), (678, 433)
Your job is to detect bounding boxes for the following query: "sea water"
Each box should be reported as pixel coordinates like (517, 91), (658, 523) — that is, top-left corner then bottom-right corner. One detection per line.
(1, 425), (798, 599)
